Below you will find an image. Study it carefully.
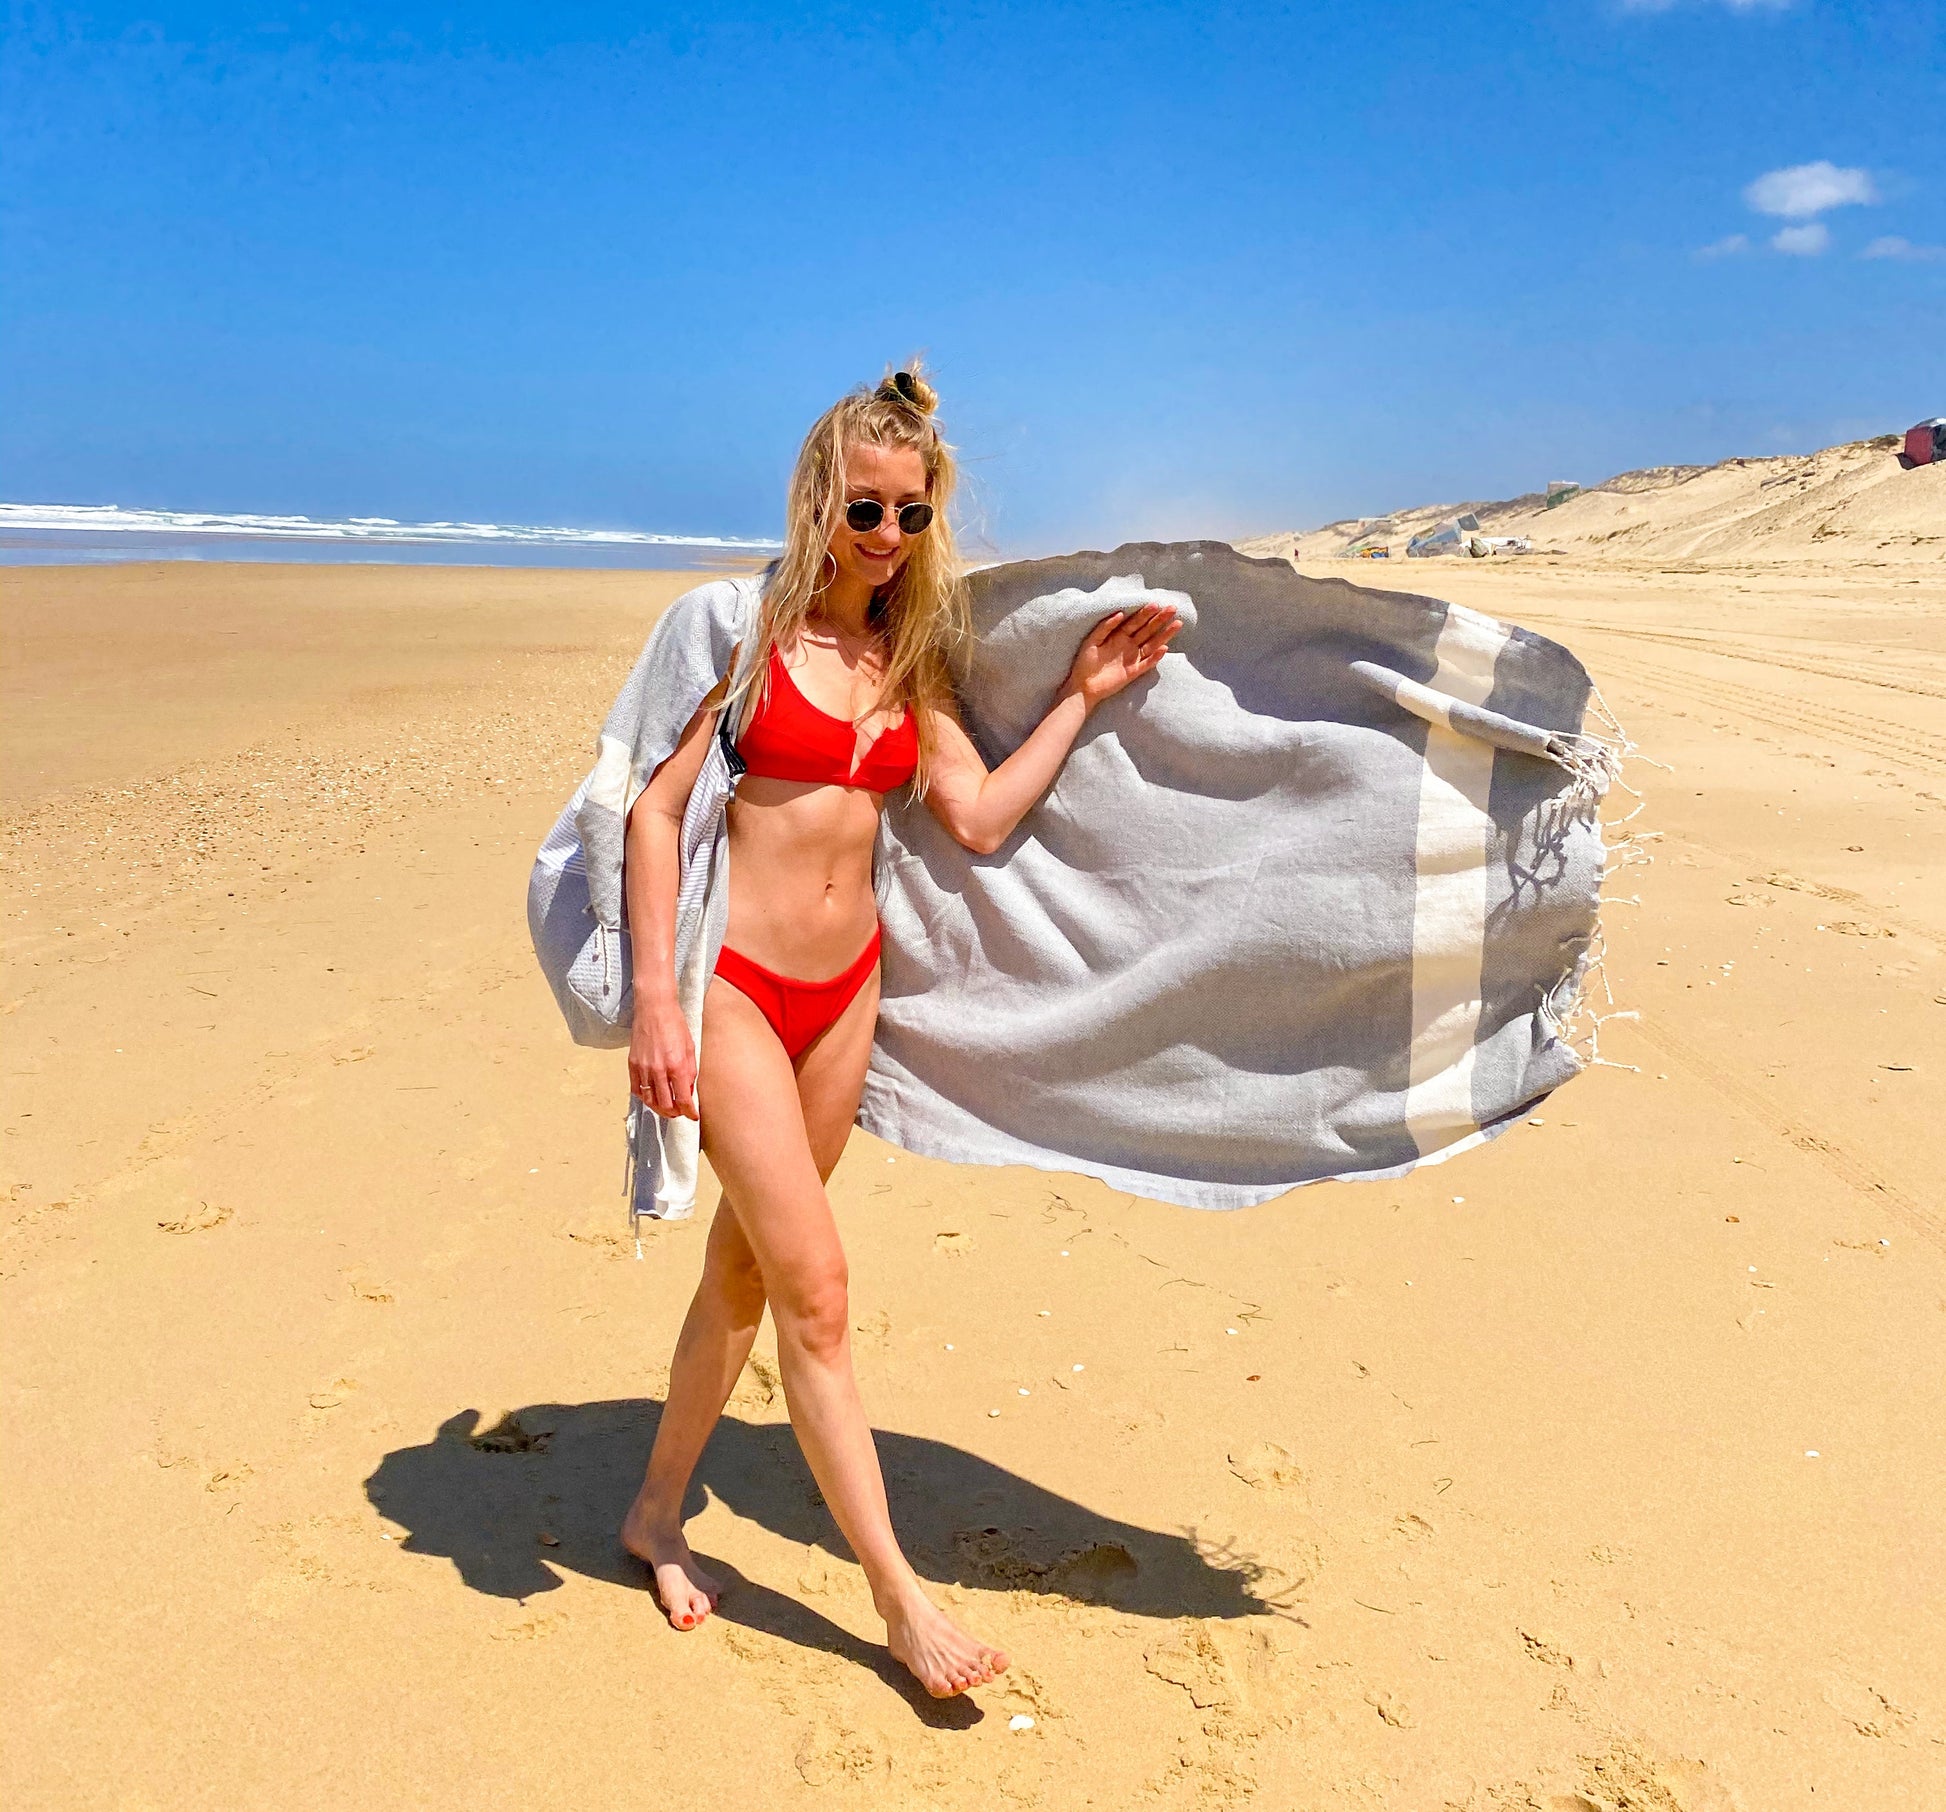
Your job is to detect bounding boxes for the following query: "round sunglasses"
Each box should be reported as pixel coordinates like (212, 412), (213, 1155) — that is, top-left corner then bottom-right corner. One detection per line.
(844, 497), (935, 535)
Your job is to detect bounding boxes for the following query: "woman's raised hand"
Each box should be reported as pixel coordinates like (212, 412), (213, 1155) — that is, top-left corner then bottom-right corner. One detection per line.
(630, 986), (699, 1120)
(922, 599), (1183, 856)
(1060, 603), (1182, 710)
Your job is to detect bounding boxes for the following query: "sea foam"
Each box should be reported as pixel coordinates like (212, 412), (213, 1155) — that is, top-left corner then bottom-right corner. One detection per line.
(0, 502), (782, 551)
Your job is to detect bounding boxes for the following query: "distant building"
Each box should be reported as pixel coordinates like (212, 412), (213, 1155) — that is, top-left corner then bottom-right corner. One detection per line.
(1544, 481), (1580, 509)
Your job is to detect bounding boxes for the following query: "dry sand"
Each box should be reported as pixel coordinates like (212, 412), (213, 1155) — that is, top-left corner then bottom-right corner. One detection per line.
(3, 554), (1942, 1810)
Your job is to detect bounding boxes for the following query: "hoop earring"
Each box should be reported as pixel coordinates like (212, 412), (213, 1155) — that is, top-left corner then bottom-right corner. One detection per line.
(817, 551), (837, 587)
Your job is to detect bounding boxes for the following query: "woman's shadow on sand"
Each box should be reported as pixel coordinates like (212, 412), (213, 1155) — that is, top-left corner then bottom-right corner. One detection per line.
(366, 1399), (1280, 1719)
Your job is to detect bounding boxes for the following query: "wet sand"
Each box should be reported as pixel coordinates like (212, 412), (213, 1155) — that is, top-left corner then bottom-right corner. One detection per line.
(2, 556), (1941, 1809)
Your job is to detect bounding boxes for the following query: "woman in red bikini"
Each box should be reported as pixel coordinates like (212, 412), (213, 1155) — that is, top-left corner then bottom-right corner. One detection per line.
(617, 367), (1179, 1697)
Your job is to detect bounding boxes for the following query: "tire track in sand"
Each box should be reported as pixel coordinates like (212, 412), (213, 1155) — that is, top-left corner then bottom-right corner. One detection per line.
(1517, 619), (1946, 705)
(1628, 1014), (1946, 1255)
(1586, 651), (1946, 776)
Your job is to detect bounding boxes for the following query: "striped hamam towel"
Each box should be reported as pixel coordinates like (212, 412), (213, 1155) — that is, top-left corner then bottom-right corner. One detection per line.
(861, 540), (1622, 1209)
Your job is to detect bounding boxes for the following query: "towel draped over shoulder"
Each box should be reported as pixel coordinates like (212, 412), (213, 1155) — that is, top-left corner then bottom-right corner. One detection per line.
(526, 543), (1618, 1226)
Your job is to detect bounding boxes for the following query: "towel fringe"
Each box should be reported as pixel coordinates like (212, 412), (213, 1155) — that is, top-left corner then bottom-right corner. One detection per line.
(1539, 685), (1657, 1073)
(623, 1098), (647, 1260)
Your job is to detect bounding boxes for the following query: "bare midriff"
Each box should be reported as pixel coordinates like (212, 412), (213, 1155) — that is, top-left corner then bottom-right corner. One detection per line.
(722, 776), (884, 982)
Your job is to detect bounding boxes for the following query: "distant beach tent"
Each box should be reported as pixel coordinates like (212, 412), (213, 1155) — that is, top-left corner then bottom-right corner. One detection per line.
(1904, 418), (1946, 466)
(1544, 481), (1580, 509)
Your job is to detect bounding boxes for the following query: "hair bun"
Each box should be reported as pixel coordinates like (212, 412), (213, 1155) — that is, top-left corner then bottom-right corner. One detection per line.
(881, 367), (938, 415)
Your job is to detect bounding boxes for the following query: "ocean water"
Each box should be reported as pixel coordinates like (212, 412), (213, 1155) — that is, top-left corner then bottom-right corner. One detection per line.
(0, 503), (781, 570)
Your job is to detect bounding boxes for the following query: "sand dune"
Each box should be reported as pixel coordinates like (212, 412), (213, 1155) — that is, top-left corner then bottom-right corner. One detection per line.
(1240, 434), (1945, 567)
(3, 558), (1942, 1809)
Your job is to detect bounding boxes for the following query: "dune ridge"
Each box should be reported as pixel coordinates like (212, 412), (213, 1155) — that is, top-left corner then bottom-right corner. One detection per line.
(1240, 434), (1944, 567)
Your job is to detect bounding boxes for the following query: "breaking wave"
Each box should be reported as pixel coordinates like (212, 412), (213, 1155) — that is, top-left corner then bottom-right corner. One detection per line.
(0, 502), (782, 552)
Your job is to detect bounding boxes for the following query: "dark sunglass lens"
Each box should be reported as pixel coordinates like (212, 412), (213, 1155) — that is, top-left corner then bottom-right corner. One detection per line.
(844, 499), (886, 532)
(897, 503), (935, 534)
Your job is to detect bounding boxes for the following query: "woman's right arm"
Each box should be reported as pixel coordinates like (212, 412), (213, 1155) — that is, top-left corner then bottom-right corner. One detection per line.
(624, 680), (728, 1120)
(921, 604), (1179, 854)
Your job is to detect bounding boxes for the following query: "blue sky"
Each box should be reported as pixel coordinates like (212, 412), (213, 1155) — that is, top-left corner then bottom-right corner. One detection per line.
(3, 1), (1941, 552)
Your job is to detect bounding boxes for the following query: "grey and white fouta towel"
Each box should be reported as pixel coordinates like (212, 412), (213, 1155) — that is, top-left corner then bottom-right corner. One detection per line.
(858, 542), (1616, 1208)
(527, 542), (1618, 1218)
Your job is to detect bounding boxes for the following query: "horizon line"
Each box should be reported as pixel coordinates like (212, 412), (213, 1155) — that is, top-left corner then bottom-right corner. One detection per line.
(0, 501), (784, 552)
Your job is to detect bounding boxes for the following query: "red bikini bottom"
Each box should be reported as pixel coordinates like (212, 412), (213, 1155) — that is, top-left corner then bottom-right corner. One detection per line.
(712, 927), (882, 1061)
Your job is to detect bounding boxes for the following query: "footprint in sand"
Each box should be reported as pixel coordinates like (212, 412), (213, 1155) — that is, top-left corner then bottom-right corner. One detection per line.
(933, 1230), (973, 1256)
(793, 1723), (888, 1789)
(157, 1200), (231, 1235)
(467, 1410), (552, 1453)
(1821, 1676), (1917, 1739)
(1227, 1441), (1304, 1491)
(1049, 1541), (1141, 1606)
(851, 1307), (891, 1347)
(950, 1527), (1144, 1610)
(1144, 1623), (1240, 1710)
(730, 1352), (781, 1411)
(1234, 1623), (1309, 1712)
(247, 1570), (318, 1621)
(490, 1611), (569, 1642)
(993, 1665), (1061, 1724)
(796, 1550), (861, 1599)
(1569, 1744), (1745, 1812)
(562, 1225), (630, 1260)
(1366, 1688), (1414, 1728)
(1519, 1627), (1574, 1669)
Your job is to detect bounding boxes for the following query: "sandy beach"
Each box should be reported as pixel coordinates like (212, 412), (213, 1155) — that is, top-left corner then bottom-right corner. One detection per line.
(3, 551), (1942, 1809)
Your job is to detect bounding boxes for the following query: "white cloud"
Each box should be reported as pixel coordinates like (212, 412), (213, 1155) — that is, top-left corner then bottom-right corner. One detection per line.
(1695, 233), (1751, 259)
(1862, 235), (1946, 262)
(1771, 223), (1831, 256)
(1745, 161), (1878, 219)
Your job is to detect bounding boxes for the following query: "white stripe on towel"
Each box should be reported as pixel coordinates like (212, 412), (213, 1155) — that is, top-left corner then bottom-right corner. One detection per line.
(1404, 604), (1511, 1156)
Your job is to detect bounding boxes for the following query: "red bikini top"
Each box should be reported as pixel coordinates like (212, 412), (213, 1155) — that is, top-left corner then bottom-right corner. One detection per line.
(736, 646), (919, 793)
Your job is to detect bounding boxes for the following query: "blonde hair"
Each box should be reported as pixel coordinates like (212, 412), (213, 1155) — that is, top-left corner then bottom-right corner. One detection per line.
(734, 363), (968, 788)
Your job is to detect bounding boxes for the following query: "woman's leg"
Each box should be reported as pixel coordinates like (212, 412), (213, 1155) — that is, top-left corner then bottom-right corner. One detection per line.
(619, 968), (872, 1629)
(619, 968), (861, 1628)
(701, 975), (1008, 1697)
(621, 1200), (766, 1628)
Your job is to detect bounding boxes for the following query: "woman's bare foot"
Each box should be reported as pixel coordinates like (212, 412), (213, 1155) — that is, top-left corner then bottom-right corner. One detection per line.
(881, 1585), (1009, 1697)
(621, 1496), (720, 1631)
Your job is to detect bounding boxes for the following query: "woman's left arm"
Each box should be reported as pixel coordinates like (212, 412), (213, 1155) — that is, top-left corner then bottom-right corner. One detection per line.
(923, 602), (1180, 855)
